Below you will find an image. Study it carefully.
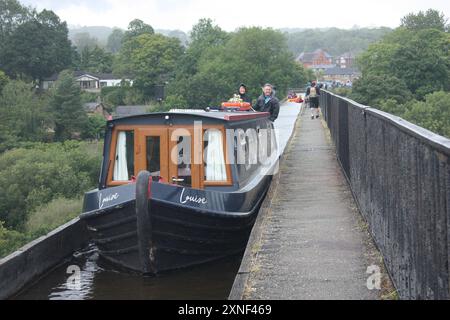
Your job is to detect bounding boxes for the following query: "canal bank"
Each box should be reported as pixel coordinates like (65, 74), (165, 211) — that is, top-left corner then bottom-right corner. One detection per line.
(230, 110), (391, 300)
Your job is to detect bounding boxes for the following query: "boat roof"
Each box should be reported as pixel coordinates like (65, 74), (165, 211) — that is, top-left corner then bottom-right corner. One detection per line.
(110, 110), (270, 124)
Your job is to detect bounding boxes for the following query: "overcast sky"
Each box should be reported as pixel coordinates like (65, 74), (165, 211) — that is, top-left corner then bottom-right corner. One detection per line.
(20, 0), (450, 31)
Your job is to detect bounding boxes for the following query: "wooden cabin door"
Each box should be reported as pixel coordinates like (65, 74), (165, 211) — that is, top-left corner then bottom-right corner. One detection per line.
(136, 128), (169, 183)
(168, 128), (200, 188)
(135, 127), (200, 188)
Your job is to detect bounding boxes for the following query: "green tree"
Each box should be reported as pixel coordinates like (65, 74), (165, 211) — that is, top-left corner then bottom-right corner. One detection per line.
(0, 69), (8, 92)
(106, 28), (124, 53)
(0, 80), (50, 150)
(0, 9), (72, 83)
(401, 9), (448, 32)
(354, 10), (450, 107)
(82, 114), (106, 140)
(0, 0), (32, 52)
(49, 70), (88, 141)
(168, 27), (309, 108)
(179, 18), (229, 76)
(123, 19), (154, 42)
(403, 91), (450, 138)
(350, 74), (412, 108)
(114, 33), (183, 97)
(78, 46), (113, 73)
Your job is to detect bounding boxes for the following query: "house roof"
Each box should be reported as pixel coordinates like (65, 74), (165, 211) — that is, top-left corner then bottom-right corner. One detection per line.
(83, 102), (102, 112)
(314, 49), (332, 58)
(324, 67), (359, 76)
(310, 64), (337, 70)
(43, 71), (126, 82)
(297, 49), (333, 63)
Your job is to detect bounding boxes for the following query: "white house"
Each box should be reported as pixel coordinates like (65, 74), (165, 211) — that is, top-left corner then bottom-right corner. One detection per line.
(42, 71), (133, 92)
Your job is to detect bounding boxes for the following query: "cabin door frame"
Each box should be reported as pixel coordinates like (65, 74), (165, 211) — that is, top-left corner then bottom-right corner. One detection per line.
(168, 127), (201, 188)
(136, 128), (169, 183)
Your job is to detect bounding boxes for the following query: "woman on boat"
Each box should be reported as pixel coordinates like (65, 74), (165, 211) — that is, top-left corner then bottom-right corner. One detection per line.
(238, 83), (252, 104)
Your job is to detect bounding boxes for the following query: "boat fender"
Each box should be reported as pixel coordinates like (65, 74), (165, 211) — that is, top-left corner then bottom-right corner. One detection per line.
(136, 170), (156, 274)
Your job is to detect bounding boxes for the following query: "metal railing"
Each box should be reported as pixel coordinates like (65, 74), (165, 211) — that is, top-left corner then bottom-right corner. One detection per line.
(320, 90), (450, 300)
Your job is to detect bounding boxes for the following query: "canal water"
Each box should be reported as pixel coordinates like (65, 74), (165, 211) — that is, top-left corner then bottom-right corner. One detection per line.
(13, 244), (242, 300)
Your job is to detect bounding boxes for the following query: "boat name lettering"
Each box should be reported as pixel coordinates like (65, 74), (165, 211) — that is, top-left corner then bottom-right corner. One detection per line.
(180, 188), (207, 205)
(99, 192), (120, 209)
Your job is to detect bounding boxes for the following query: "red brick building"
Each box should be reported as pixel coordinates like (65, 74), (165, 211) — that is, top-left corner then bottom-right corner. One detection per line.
(296, 49), (333, 69)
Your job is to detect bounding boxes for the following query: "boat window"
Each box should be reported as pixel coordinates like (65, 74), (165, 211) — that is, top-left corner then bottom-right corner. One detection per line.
(175, 135), (192, 187)
(113, 131), (134, 181)
(146, 136), (161, 182)
(204, 129), (227, 182)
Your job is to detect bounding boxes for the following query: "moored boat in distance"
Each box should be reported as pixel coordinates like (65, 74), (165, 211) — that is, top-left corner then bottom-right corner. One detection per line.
(80, 108), (279, 274)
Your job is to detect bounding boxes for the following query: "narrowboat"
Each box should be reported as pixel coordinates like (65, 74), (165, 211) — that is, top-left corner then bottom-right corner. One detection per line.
(80, 108), (279, 274)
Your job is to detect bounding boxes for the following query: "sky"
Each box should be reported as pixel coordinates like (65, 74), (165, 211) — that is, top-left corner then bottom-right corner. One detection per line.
(20, 0), (450, 32)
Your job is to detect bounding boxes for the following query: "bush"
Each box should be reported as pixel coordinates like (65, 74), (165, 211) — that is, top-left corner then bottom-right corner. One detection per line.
(332, 87), (352, 97)
(0, 221), (29, 259)
(163, 94), (188, 110)
(403, 91), (450, 138)
(82, 114), (107, 140)
(0, 141), (102, 230)
(25, 197), (82, 235)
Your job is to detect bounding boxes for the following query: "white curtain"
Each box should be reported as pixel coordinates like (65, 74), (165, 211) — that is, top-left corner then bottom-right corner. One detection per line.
(113, 131), (129, 181)
(205, 130), (227, 181)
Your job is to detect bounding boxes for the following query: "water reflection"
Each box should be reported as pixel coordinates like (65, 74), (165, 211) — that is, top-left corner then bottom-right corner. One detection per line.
(14, 244), (242, 300)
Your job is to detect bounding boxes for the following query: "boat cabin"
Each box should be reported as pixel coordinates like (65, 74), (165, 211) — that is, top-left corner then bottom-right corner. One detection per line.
(99, 110), (277, 191)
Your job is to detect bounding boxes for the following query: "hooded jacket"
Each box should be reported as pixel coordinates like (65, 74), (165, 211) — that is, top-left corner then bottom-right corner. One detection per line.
(238, 84), (252, 103)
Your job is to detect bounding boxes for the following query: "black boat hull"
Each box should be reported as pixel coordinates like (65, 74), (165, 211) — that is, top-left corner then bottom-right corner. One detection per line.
(80, 173), (272, 274)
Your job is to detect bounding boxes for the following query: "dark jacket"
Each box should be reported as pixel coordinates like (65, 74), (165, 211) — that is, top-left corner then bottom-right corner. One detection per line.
(238, 84), (252, 103)
(254, 94), (280, 122)
(239, 93), (252, 104)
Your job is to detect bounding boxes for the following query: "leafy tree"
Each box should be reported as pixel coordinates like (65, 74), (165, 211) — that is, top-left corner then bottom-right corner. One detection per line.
(0, 9), (72, 83)
(163, 94), (188, 110)
(0, 0), (32, 51)
(49, 70), (88, 141)
(114, 33), (183, 97)
(390, 29), (450, 98)
(78, 46), (113, 73)
(82, 114), (106, 140)
(353, 9), (450, 112)
(403, 91), (450, 138)
(0, 69), (8, 92)
(106, 28), (124, 53)
(0, 80), (50, 150)
(401, 9), (448, 32)
(350, 74), (412, 108)
(168, 27), (309, 108)
(123, 19), (154, 42)
(178, 18), (229, 76)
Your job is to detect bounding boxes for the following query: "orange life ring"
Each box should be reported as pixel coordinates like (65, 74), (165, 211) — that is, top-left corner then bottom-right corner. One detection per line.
(221, 102), (252, 111)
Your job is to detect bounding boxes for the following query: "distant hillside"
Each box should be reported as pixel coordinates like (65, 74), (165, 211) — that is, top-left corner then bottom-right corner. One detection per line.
(67, 25), (390, 56)
(285, 27), (392, 57)
(68, 26), (115, 45)
(68, 26), (190, 46)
